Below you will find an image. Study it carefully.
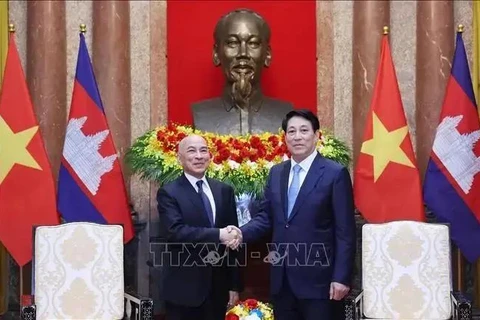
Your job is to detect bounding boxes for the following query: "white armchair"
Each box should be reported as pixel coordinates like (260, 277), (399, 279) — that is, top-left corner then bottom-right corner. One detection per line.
(21, 222), (153, 320)
(345, 221), (472, 320)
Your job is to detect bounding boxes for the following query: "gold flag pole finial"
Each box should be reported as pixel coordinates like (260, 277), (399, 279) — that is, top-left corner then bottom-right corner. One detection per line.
(8, 24), (15, 33)
(80, 24), (87, 34)
(383, 26), (389, 35)
(458, 24), (464, 33)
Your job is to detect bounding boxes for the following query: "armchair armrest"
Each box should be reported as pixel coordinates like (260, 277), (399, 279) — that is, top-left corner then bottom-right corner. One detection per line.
(20, 293), (153, 320)
(124, 292), (154, 320)
(451, 291), (472, 320)
(344, 289), (363, 320)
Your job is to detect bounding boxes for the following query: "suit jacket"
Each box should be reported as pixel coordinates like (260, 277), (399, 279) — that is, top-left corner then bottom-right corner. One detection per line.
(241, 153), (356, 300)
(157, 174), (242, 307)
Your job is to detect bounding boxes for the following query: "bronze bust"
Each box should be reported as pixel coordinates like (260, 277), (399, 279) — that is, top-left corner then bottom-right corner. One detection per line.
(191, 9), (293, 135)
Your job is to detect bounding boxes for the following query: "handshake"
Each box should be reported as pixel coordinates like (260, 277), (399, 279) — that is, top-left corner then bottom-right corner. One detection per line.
(219, 225), (243, 250)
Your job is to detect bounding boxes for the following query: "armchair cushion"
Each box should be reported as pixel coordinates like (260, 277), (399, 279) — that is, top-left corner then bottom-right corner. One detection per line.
(34, 222), (124, 320)
(362, 221), (452, 319)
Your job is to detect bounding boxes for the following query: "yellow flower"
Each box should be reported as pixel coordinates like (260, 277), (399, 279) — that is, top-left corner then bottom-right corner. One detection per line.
(229, 304), (249, 317)
(127, 123), (349, 197)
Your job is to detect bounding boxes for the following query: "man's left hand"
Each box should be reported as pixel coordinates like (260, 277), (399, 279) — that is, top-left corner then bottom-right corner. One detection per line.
(228, 291), (239, 307)
(329, 282), (350, 300)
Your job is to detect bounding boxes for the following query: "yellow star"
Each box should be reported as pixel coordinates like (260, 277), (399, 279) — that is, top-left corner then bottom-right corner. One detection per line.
(0, 116), (41, 184)
(361, 112), (415, 182)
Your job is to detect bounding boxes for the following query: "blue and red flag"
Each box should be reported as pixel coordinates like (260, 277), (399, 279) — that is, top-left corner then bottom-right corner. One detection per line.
(424, 30), (480, 263)
(57, 32), (134, 242)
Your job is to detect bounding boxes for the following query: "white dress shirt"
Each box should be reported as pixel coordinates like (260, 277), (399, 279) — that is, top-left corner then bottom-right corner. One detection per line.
(184, 172), (216, 223)
(288, 150), (318, 189)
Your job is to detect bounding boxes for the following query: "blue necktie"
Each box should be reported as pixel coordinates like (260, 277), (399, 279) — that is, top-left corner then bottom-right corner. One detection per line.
(287, 164), (302, 218)
(197, 180), (214, 226)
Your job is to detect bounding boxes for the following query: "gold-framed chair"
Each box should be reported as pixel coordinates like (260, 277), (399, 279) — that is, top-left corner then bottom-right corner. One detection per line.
(345, 220), (472, 320)
(20, 222), (153, 320)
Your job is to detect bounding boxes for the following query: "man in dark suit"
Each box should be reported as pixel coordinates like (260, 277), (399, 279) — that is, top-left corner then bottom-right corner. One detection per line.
(157, 134), (243, 320)
(229, 109), (356, 320)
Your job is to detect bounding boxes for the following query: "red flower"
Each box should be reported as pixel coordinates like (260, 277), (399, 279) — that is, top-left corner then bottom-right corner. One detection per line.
(213, 148), (230, 164)
(244, 299), (258, 309)
(256, 147), (267, 158)
(249, 136), (262, 148)
(177, 132), (187, 141)
(231, 154), (243, 163)
(166, 122), (178, 132)
(232, 139), (244, 150)
(240, 148), (251, 160)
(272, 146), (283, 156)
(225, 313), (239, 320)
(219, 148), (230, 160)
(268, 135), (279, 144)
(265, 153), (276, 161)
(215, 140), (225, 150)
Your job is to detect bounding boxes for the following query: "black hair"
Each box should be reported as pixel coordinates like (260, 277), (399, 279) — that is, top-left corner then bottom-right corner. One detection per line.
(281, 109), (320, 132)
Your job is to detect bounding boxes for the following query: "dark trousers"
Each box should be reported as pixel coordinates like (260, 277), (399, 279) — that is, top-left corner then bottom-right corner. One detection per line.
(272, 279), (332, 320)
(165, 279), (228, 320)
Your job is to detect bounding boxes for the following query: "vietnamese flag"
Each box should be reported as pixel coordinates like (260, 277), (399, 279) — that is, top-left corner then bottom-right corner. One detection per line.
(353, 33), (424, 223)
(0, 33), (59, 266)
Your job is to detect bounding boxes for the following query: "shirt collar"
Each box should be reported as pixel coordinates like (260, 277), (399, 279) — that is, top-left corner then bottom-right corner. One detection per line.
(290, 150), (318, 173)
(184, 172), (209, 189)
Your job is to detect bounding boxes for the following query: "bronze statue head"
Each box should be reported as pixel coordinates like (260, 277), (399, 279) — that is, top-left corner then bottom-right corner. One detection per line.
(213, 9), (271, 107)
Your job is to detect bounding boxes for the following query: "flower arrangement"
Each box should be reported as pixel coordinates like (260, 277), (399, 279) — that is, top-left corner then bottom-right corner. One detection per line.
(125, 123), (350, 198)
(226, 299), (274, 320)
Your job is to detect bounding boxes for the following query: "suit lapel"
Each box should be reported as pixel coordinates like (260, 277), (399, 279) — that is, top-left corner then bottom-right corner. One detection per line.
(280, 161), (291, 222)
(207, 178), (222, 227)
(179, 175), (211, 225)
(288, 154), (325, 222)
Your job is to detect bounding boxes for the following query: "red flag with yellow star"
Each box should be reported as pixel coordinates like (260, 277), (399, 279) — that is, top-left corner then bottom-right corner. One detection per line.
(0, 33), (59, 266)
(353, 33), (424, 223)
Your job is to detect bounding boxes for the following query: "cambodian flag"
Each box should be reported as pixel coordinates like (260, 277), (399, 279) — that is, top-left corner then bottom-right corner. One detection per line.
(57, 33), (134, 242)
(423, 30), (480, 263)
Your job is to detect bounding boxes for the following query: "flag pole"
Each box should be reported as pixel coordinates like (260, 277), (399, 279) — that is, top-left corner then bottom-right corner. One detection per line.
(454, 28), (465, 295)
(454, 246), (465, 291)
(453, 23), (466, 294)
(0, 4), (9, 315)
(8, 22), (31, 308)
(8, 23), (25, 309)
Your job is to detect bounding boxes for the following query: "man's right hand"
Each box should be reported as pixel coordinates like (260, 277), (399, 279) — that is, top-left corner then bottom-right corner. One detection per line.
(219, 226), (242, 250)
